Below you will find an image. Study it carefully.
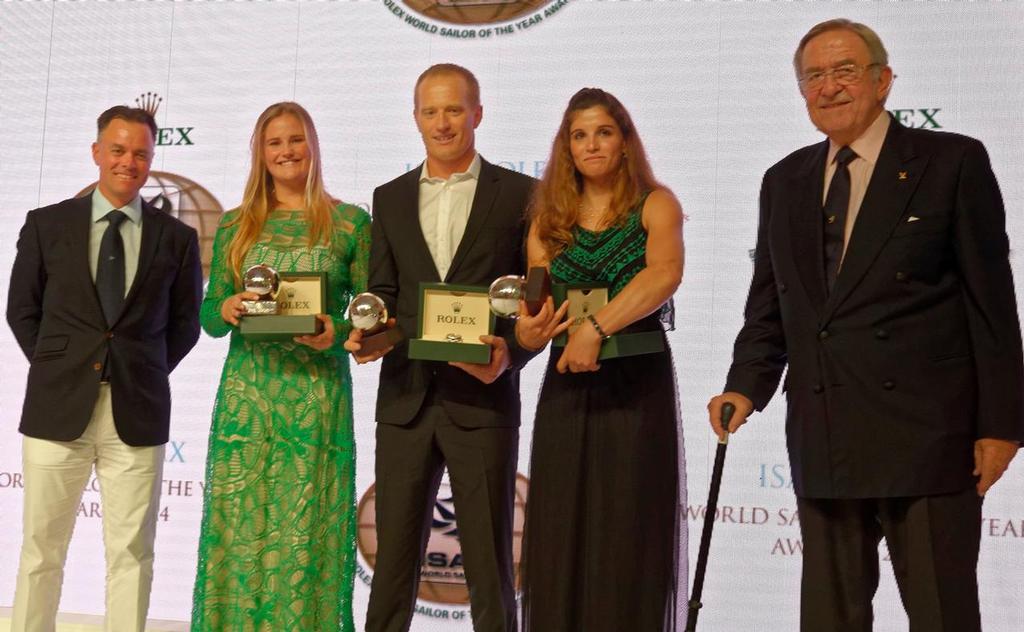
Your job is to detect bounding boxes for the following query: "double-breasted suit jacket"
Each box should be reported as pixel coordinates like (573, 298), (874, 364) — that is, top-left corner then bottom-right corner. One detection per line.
(7, 195), (203, 447)
(726, 117), (1024, 499)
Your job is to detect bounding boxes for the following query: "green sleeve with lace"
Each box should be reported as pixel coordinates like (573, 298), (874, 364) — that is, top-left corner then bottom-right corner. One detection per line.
(329, 204), (372, 350)
(200, 211), (241, 339)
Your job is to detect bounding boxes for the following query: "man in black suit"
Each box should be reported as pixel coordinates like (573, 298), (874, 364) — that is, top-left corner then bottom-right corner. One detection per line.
(708, 19), (1023, 631)
(6, 106), (202, 631)
(345, 64), (534, 632)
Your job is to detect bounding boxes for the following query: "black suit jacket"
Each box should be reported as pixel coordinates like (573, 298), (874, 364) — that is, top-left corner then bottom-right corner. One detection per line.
(7, 195), (203, 447)
(726, 118), (1024, 499)
(368, 158), (535, 428)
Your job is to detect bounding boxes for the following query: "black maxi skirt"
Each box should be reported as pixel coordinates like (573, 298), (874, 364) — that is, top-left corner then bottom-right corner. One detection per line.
(521, 327), (686, 632)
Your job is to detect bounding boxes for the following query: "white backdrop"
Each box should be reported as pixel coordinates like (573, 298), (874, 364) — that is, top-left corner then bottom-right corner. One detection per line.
(0, 1), (1022, 630)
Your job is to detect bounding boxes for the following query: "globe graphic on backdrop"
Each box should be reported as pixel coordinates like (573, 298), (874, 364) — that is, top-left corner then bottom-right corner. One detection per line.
(403, 0), (550, 25)
(78, 171), (224, 280)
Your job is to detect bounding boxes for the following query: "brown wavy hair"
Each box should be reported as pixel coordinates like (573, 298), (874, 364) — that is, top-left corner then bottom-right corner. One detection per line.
(531, 88), (661, 258)
(225, 102), (337, 283)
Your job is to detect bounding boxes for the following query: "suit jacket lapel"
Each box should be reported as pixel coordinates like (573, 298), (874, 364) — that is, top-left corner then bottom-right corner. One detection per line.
(823, 121), (925, 321)
(120, 199), (165, 319)
(67, 196), (105, 318)
(445, 159), (499, 282)
(400, 165), (442, 283)
(789, 141), (829, 314)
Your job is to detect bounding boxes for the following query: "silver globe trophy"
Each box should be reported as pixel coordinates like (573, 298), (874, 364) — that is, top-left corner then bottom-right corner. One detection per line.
(241, 264), (281, 315)
(347, 292), (404, 355)
(488, 275), (524, 318)
(487, 267), (551, 319)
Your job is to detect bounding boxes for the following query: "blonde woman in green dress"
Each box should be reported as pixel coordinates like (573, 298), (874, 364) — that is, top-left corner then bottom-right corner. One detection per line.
(191, 102), (369, 631)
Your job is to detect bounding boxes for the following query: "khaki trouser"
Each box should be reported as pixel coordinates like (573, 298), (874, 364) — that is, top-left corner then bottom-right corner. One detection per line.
(12, 384), (164, 632)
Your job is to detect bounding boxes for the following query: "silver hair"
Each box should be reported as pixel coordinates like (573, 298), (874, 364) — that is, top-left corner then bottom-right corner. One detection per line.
(793, 18), (889, 79)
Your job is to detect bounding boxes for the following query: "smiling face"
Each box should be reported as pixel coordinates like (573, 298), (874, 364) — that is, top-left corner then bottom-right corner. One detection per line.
(799, 28), (892, 146)
(414, 72), (482, 179)
(91, 118), (154, 208)
(568, 106), (625, 184)
(262, 113), (311, 191)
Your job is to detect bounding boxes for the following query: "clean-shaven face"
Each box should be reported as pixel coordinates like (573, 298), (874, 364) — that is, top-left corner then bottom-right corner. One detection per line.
(92, 119), (154, 208)
(414, 73), (482, 176)
(799, 29), (892, 146)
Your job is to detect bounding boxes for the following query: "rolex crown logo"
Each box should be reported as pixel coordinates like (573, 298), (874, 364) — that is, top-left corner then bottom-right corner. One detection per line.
(452, 301), (463, 314)
(135, 91), (163, 117)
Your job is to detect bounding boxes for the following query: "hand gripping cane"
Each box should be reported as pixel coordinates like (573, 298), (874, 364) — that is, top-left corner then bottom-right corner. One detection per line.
(685, 402), (736, 631)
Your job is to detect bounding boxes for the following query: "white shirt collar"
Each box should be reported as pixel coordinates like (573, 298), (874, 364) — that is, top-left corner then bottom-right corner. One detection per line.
(419, 153), (482, 184)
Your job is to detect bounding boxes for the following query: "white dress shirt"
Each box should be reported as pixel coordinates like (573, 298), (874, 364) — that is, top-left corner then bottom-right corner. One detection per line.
(418, 153), (481, 280)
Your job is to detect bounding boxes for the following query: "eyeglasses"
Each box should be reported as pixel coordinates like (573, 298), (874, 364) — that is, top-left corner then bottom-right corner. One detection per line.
(799, 63), (881, 91)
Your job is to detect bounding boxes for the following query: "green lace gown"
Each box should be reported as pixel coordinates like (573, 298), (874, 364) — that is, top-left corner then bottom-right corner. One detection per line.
(521, 194), (687, 631)
(191, 205), (370, 632)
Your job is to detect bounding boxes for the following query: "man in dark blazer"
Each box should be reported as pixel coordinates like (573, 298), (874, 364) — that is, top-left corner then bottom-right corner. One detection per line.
(708, 19), (1023, 632)
(346, 64), (534, 632)
(6, 106), (202, 631)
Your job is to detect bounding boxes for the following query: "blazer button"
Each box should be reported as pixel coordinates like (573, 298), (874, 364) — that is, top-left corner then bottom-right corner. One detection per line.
(812, 384), (824, 394)
(818, 330), (829, 340)
(875, 329), (889, 340)
(106, 331), (114, 339)
(883, 380), (895, 390)
(93, 362), (102, 371)
(778, 283), (788, 293)
(895, 271), (908, 282)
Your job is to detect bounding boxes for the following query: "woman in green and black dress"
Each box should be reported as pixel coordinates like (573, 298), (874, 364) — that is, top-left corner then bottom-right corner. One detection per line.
(517, 88), (686, 631)
(191, 102), (369, 631)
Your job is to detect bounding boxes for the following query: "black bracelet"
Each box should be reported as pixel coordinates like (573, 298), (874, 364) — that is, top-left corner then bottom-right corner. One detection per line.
(587, 313), (611, 340)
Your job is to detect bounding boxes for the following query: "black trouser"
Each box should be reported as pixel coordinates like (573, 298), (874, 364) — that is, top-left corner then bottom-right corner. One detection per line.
(365, 390), (518, 632)
(797, 488), (983, 632)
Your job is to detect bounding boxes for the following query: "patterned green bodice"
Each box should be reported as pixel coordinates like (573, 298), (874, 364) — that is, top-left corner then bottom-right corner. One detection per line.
(550, 192), (651, 295)
(192, 205), (369, 632)
(550, 192), (673, 328)
(199, 205), (370, 348)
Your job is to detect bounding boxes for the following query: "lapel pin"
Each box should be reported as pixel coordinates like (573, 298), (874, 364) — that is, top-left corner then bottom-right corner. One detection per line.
(898, 171), (908, 180)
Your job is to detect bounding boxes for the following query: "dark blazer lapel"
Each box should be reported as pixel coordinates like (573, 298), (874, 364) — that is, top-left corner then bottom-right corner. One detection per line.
(823, 121), (925, 321)
(789, 141), (829, 313)
(121, 199), (165, 317)
(445, 159), (499, 282)
(399, 165), (442, 283)
(67, 196), (105, 317)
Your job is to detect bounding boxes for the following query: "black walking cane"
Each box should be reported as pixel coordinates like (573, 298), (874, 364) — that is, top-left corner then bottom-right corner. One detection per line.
(685, 401), (736, 631)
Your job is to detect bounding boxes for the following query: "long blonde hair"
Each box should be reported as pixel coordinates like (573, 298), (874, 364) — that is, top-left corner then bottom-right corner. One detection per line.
(226, 102), (337, 282)
(530, 88), (662, 258)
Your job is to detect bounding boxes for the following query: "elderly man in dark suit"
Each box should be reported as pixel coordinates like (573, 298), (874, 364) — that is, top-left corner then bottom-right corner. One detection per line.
(345, 64), (535, 632)
(6, 105), (202, 631)
(708, 19), (1023, 632)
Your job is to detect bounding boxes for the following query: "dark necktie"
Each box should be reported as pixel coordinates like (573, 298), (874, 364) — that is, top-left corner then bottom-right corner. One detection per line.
(823, 146), (857, 292)
(97, 209), (128, 326)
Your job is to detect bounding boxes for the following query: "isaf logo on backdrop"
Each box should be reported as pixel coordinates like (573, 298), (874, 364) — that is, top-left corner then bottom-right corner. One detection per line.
(355, 473), (529, 620)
